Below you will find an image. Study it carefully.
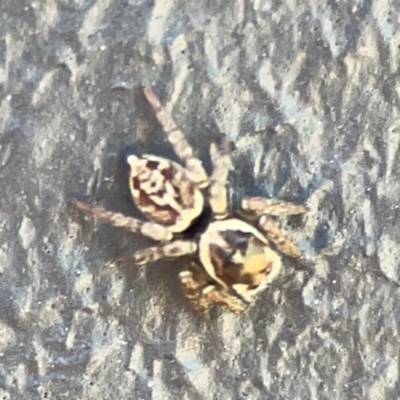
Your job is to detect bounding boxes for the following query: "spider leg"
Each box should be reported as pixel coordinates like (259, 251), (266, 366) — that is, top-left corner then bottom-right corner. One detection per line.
(131, 240), (197, 265)
(179, 269), (212, 317)
(208, 142), (232, 219)
(71, 199), (173, 242)
(180, 263), (247, 315)
(202, 284), (248, 314)
(241, 197), (307, 217)
(143, 88), (209, 188)
(258, 215), (303, 260)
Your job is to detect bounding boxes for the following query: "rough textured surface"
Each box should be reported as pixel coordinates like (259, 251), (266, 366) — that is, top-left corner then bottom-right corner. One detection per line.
(1, 0), (400, 399)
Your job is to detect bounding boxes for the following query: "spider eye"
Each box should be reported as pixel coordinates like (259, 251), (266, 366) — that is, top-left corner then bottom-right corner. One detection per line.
(262, 262), (273, 275)
(248, 283), (259, 290)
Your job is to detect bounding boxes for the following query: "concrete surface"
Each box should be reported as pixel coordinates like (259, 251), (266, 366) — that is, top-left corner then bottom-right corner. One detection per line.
(1, 0), (400, 399)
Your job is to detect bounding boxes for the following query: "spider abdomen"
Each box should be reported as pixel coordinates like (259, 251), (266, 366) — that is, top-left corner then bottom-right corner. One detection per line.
(127, 154), (204, 233)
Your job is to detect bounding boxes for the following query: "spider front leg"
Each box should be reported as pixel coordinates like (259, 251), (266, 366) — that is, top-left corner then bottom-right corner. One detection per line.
(143, 88), (209, 188)
(258, 215), (303, 260)
(179, 267), (212, 317)
(208, 142), (232, 219)
(179, 263), (247, 316)
(202, 284), (248, 314)
(240, 196), (306, 259)
(70, 199), (173, 242)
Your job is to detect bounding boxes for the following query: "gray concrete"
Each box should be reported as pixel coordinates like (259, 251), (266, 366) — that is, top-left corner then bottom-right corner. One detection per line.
(1, 0), (400, 399)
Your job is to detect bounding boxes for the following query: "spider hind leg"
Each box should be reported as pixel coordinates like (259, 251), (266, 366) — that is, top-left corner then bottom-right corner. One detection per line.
(70, 199), (173, 242)
(208, 142), (232, 220)
(131, 240), (197, 265)
(143, 88), (209, 188)
(241, 197), (307, 217)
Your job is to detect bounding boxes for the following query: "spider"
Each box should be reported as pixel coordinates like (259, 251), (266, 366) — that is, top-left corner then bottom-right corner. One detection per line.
(71, 87), (307, 316)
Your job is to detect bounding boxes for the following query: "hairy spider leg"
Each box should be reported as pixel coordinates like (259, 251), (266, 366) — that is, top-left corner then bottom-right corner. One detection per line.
(180, 263), (247, 316)
(132, 240), (198, 265)
(71, 199), (173, 242)
(202, 284), (248, 314)
(241, 197), (307, 216)
(208, 142), (232, 219)
(179, 267), (212, 317)
(258, 215), (303, 260)
(143, 88), (209, 188)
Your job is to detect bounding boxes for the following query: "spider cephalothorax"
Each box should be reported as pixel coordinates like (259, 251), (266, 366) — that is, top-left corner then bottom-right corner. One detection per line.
(71, 87), (307, 316)
(198, 219), (282, 300)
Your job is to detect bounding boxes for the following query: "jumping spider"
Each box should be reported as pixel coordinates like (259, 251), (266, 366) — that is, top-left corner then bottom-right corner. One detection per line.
(71, 87), (307, 316)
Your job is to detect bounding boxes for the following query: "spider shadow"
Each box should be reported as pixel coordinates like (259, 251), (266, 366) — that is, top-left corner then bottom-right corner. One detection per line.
(119, 255), (223, 330)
